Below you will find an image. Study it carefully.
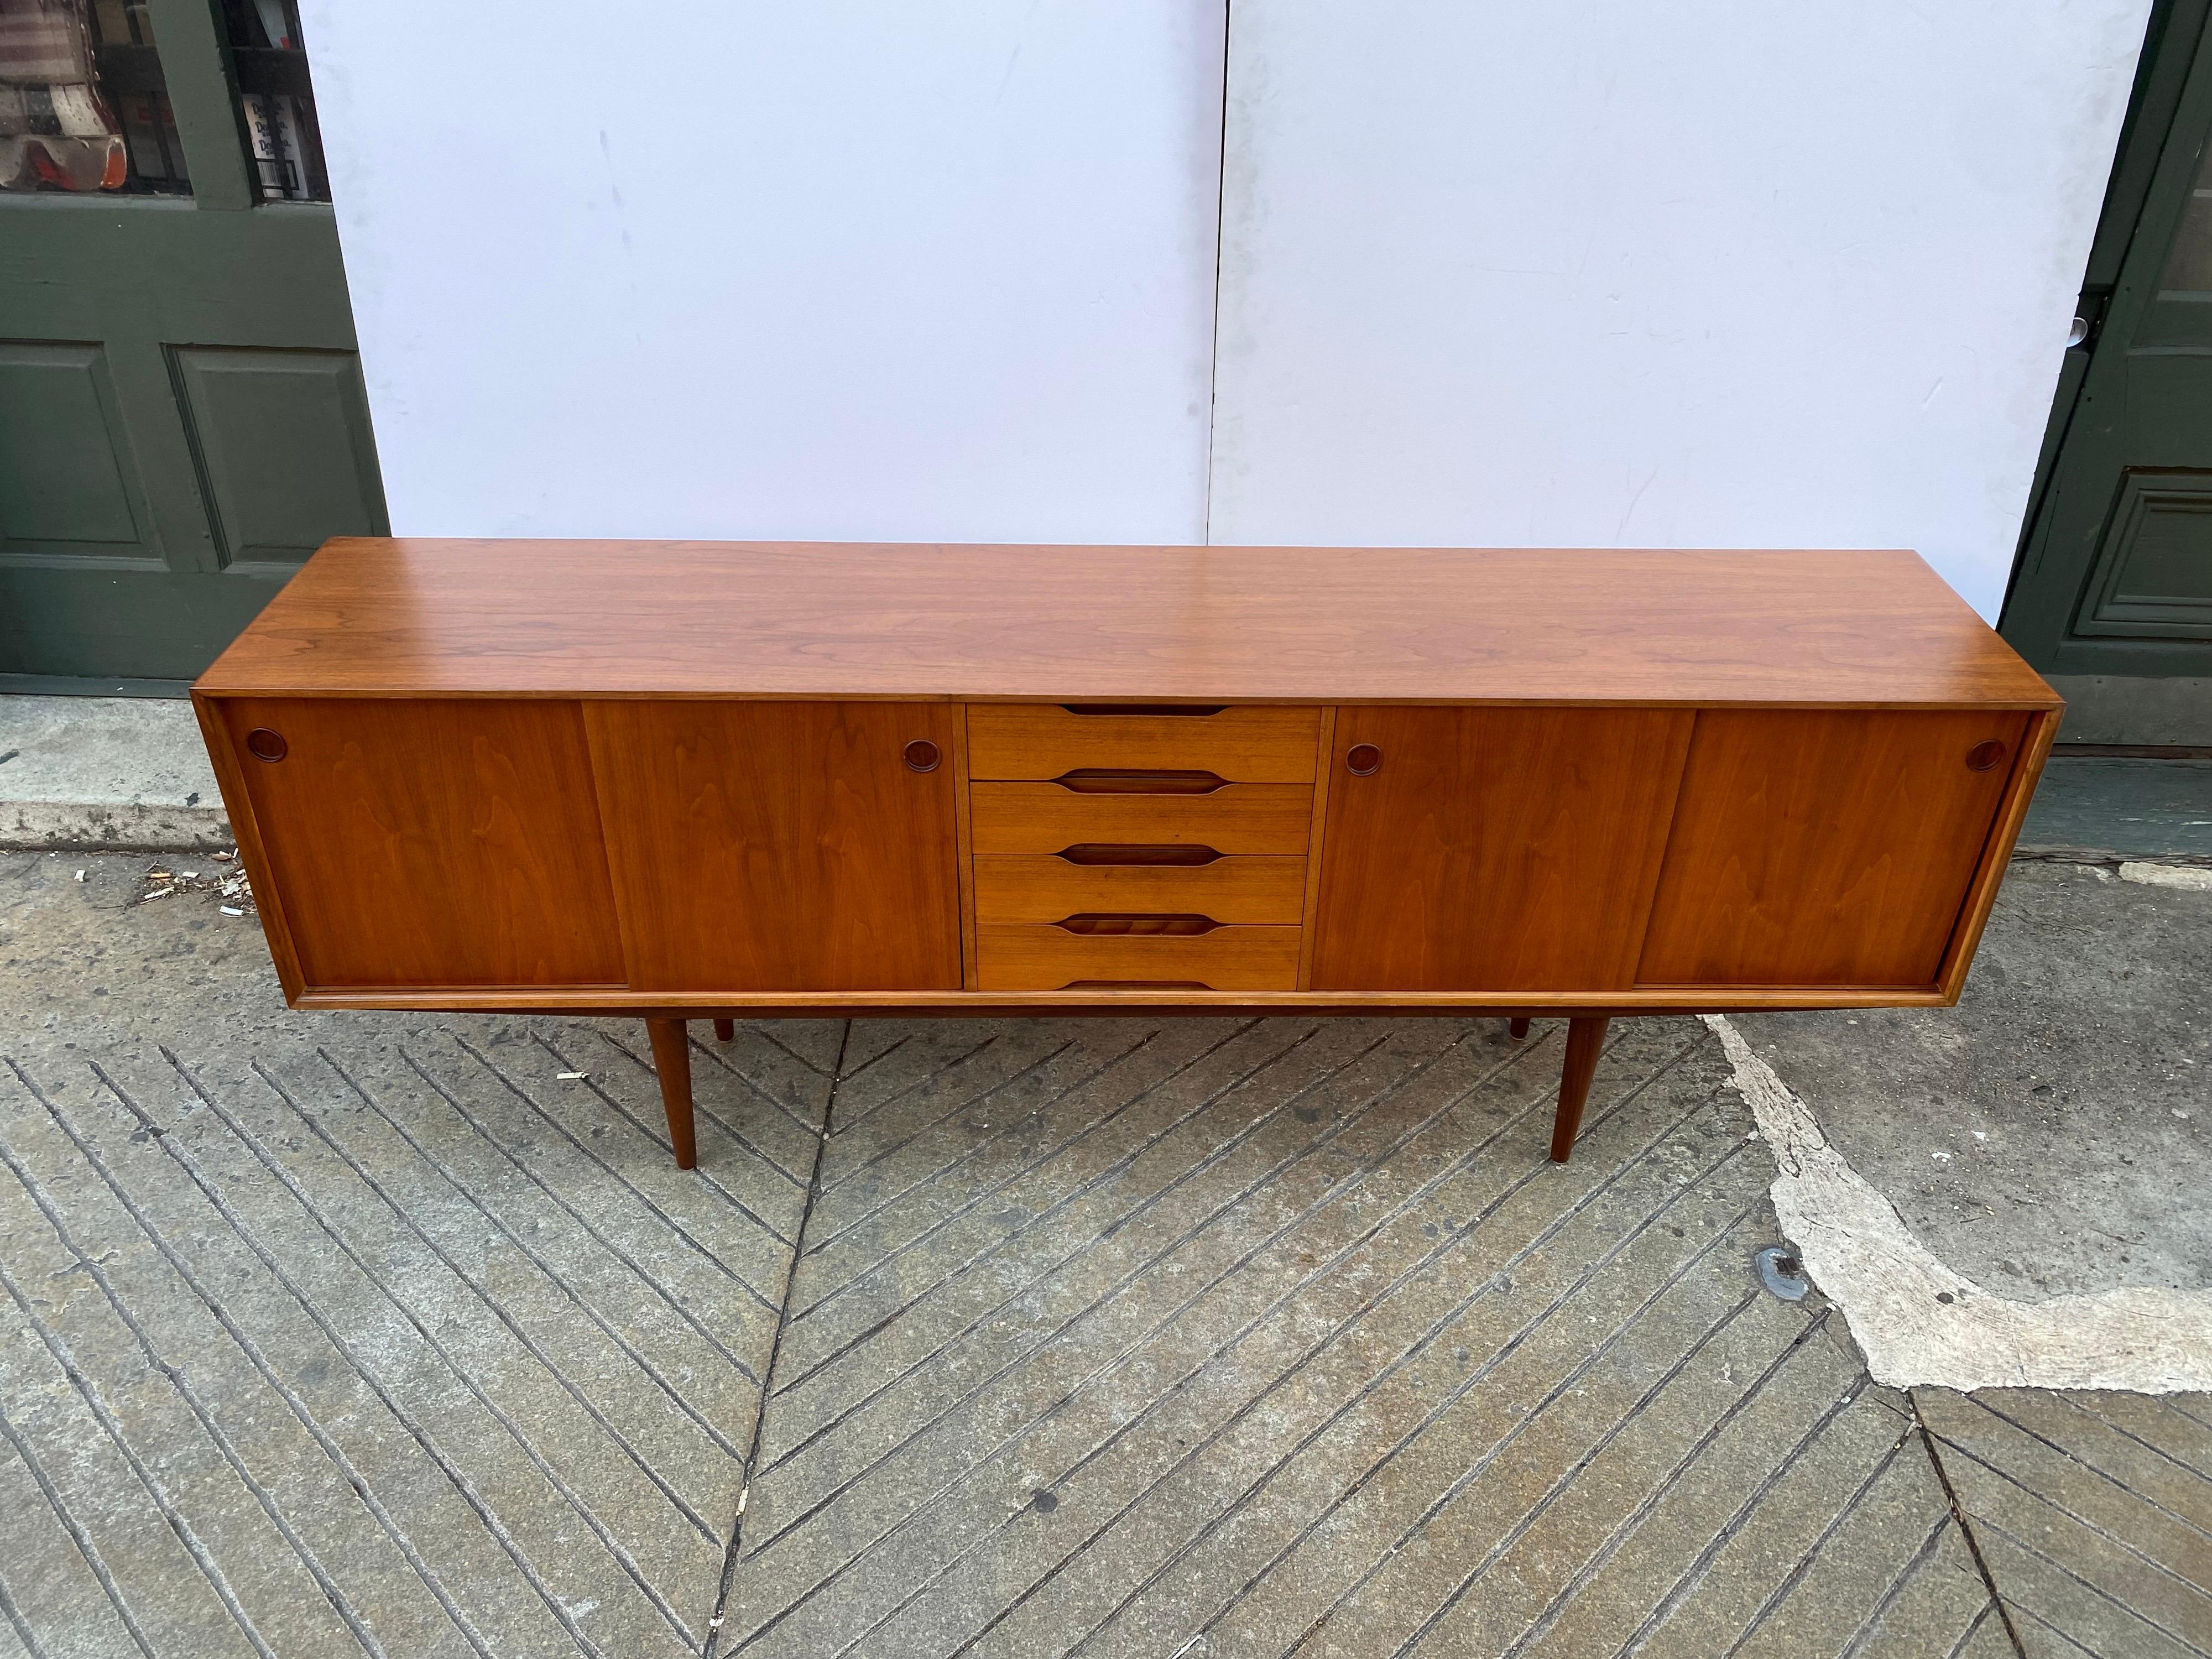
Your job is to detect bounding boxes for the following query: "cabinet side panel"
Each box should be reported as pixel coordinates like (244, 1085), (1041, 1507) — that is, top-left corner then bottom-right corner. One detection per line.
(216, 697), (627, 989)
(1935, 705), (2061, 1000)
(192, 692), (307, 1002)
(1637, 708), (2031, 989)
(588, 700), (963, 992)
(1311, 706), (1693, 991)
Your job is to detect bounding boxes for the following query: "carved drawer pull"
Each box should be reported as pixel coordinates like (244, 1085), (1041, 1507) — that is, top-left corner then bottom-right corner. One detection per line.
(1059, 704), (1227, 717)
(904, 739), (941, 773)
(246, 728), (288, 763)
(1053, 914), (1222, 936)
(1061, 979), (1213, 990)
(1345, 743), (1383, 776)
(1965, 740), (2007, 772)
(1053, 769), (1227, 795)
(1055, 844), (1223, 866)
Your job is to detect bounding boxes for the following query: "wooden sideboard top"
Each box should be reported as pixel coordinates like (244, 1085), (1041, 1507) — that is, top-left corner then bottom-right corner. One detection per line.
(197, 539), (2059, 707)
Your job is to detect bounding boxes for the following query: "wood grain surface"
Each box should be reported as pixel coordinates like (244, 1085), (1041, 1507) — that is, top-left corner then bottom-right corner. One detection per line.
(969, 782), (1313, 854)
(967, 703), (1320, 780)
(972, 855), (1309, 924)
(1295, 706), (1339, 990)
(586, 700), (963, 992)
(197, 540), (2059, 708)
(1636, 708), (2032, 988)
(212, 697), (626, 989)
(974, 924), (1302, 990)
(1310, 707), (1694, 991)
(1933, 706), (2060, 999)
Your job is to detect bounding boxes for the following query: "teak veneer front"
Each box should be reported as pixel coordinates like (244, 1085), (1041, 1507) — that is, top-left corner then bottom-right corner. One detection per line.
(196, 539), (2060, 1168)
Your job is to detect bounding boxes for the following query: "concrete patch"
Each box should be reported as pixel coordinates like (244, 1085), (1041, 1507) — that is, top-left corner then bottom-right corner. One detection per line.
(1709, 1014), (2212, 1394)
(1734, 863), (2209, 1304)
(2121, 860), (2212, 892)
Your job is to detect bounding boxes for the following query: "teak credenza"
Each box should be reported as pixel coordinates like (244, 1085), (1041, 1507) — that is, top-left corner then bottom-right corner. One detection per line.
(193, 541), (2060, 1168)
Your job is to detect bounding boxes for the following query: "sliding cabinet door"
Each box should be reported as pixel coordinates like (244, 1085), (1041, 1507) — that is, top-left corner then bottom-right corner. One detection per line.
(1312, 706), (1692, 990)
(588, 701), (963, 992)
(1637, 709), (2028, 988)
(210, 696), (623, 990)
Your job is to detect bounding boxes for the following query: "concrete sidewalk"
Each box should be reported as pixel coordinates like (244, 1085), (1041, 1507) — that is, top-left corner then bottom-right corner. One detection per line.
(0, 698), (227, 851)
(3, 847), (2205, 1657)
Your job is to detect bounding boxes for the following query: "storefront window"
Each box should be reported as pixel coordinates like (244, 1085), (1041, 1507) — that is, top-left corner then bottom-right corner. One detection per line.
(221, 0), (325, 201)
(0, 0), (187, 194)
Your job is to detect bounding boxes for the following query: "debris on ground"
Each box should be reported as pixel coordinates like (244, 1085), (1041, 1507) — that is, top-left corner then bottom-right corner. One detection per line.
(135, 850), (257, 915)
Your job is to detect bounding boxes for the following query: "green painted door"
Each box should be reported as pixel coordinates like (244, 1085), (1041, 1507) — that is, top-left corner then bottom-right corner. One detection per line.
(2006, 0), (2212, 727)
(0, 0), (383, 688)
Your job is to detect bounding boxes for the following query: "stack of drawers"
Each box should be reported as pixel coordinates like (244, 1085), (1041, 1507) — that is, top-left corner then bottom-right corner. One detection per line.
(967, 704), (1324, 990)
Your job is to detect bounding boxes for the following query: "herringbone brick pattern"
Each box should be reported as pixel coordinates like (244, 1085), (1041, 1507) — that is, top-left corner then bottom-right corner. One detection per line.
(0, 1014), (832, 1658)
(4, 853), (2201, 1659)
(713, 1016), (1997, 1659)
(1918, 1386), (2212, 1658)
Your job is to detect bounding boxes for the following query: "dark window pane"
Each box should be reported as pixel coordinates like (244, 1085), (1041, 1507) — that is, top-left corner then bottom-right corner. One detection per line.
(221, 0), (326, 201)
(1, 0), (184, 194)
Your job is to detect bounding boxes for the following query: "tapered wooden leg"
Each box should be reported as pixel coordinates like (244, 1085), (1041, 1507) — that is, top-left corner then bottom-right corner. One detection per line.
(1551, 1015), (1609, 1163)
(1508, 1017), (1531, 1041)
(713, 1018), (735, 1042)
(646, 1018), (698, 1170)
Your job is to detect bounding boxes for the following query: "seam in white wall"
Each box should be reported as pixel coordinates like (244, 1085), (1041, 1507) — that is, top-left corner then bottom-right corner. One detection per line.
(1201, 0), (1233, 547)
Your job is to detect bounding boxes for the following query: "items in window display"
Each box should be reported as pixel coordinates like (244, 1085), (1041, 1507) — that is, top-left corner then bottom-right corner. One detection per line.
(0, 0), (126, 191)
(222, 0), (325, 200)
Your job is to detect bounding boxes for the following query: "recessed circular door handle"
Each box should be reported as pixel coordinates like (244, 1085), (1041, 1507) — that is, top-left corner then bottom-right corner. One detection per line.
(1345, 743), (1383, 776)
(904, 738), (941, 773)
(1965, 740), (2007, 772)
(245, 727), (288, 763)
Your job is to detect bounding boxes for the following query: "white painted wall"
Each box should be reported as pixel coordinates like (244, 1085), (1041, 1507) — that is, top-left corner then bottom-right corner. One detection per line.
(307, 1), (2147, 620)
(299, 0), (1226, 544)
(1208, 0), (2149, 619)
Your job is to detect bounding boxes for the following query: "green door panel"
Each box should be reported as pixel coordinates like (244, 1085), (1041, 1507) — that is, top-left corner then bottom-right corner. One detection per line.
(2007, 1), (2212, 682)
(0, 0), (380, 686)
(0, 341), (154, 556)
(0, 564), (289, 681)
(2073, 471), (2212, 638)
(171, 346), (382, 564)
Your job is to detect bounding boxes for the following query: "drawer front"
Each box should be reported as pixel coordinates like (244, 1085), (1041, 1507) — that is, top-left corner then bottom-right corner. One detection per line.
(973, 783), (1310, 858)
(970, 782), (1313, 854)
(968, 703), (1320, 781)
(975, 924), (1302, 990)
(973, 854), (1308, 925)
